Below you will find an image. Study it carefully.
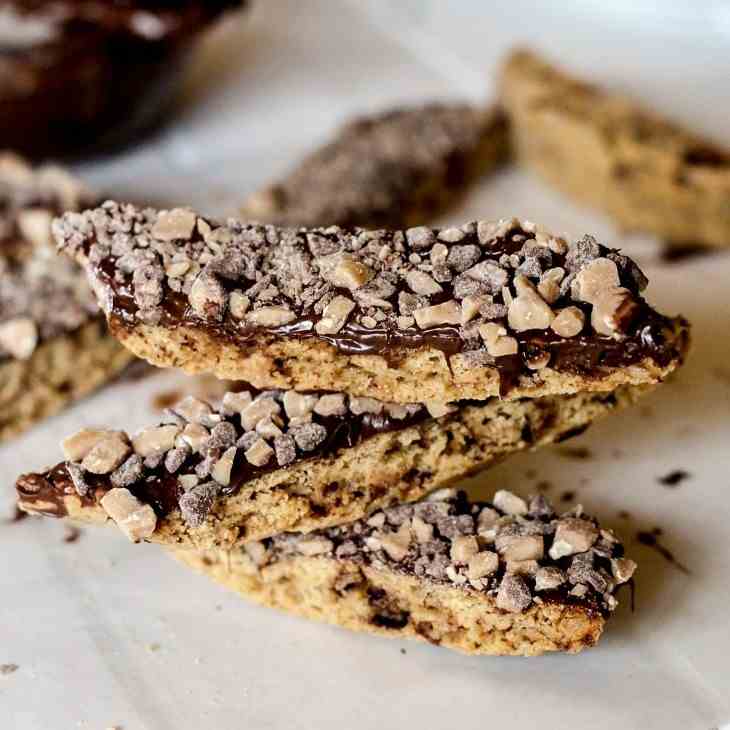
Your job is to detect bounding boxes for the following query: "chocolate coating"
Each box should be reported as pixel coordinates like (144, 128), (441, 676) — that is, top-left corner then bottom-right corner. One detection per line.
(0, 1), (245, 159)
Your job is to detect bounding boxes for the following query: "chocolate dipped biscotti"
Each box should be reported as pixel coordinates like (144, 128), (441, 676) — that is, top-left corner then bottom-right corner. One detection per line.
(54, 203), (688, 404)
(16, 383), (641, 549)
(241, 103), (508, 229)
(173, 489), (637, 656)
(0, 1), (246, 159)
(0, 155), (133, 440)
(500, 49), (730, 249)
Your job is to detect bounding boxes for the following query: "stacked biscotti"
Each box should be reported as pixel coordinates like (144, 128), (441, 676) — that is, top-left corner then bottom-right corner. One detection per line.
(16, 200), (688, 655)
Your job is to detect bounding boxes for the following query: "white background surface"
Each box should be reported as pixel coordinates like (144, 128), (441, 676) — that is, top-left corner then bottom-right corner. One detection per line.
(2, 2), (730, 728)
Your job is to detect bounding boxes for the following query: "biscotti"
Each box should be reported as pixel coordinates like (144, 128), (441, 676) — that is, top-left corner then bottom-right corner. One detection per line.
(16, 384), (643, 549)
(241, 103), (508, 229)
(172, 489), (637, 656)
(500, 49), (730, 249)
(0, 154), (134, 440)
(54, 203), (689, 404)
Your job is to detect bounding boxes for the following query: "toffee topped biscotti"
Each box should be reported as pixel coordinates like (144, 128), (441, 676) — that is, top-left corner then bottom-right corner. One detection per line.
(0, 154), (133, 439)
(54, 203), (688, 404)
(16, 384), (641, 548)
(0, 153), (97, 357)
(241, 103), (508, 229)
(175, 488), (637, 656)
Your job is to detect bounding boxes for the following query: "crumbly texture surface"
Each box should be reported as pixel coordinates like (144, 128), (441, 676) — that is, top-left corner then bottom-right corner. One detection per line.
(171, 490), (636, 656)
(174, 550), (605, 656)
(0, 153), (132, 439)
(500, 50), (730, 249)
(240, 104), (509, 229)
(55, 202), (688, 403)
(16, 385), (644, 549)
(0, 319), (133, 441)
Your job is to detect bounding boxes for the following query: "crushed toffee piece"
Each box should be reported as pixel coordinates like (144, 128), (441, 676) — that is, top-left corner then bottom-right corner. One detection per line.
(244, 489), (635, 616)
(55, 203), (688, 395)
